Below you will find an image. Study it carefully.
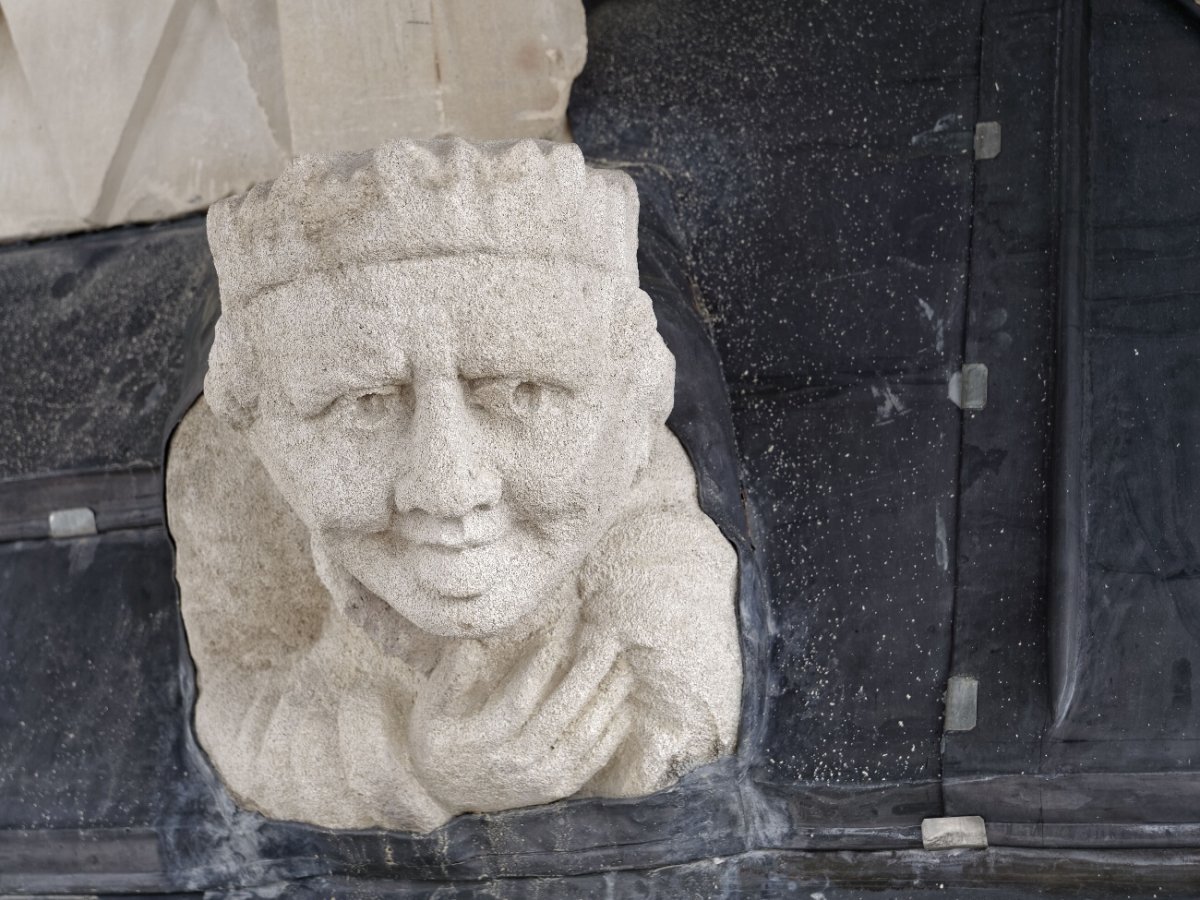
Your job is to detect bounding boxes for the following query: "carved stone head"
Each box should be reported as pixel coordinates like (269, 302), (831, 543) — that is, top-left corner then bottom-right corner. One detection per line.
(175, 138), (740, 831)
(204, 140), (675, 641)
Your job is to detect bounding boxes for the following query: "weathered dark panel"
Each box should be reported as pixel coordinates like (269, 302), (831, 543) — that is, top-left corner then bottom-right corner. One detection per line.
(572, 0), (982, 787)
(0, 528), (216, 829)
(941, 0), (1061, 787)
(948, 0), (1200, 823)
(1060, 0), (1200, 750)
(0, 218), (217, 480)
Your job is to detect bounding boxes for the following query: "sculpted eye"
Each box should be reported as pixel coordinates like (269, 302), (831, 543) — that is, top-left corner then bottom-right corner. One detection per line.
(338, 385), (411, 429)
(468, 378), (559, 417)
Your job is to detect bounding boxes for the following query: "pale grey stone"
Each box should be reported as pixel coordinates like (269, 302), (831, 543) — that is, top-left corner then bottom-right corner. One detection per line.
(167, 139), (741, 832)
(276, 0), (586, 155)
(47, 507), (97, 539)
(974, 121), (1001, 160)
(948, 363), (988, 410)
(2, 0), (178, 220)
(0, 0), (586, 241)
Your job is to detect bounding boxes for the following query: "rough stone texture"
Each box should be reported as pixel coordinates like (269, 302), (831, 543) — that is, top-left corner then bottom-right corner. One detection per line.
(276, 0), (586, 156)
(0, 216), (216, 480)
(167, 139), (741, 832)
(0, 0), (585, 242)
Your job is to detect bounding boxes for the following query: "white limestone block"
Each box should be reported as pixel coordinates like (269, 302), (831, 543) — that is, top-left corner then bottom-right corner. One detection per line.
(167, 139), (742, 832)
(0, 0), (586, 241)
(215, 0), (291, 153)
(105, 0), (286, 225)
(0, 14), (78, 237)
(2, 0), (176, 219)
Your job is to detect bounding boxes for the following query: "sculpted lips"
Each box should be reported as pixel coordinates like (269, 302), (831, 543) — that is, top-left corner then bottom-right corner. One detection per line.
(397, 507), (511, 552)
(333, 508), (513, 606)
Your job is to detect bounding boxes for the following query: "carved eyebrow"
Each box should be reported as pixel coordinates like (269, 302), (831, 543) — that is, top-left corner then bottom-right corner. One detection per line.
(456, 340), (596, 382)
(286, 364), (412, 417)
(456, 362), (587, 393)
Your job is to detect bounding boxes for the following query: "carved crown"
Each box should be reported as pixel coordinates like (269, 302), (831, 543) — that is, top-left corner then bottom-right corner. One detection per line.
(207, 138), (640, 306)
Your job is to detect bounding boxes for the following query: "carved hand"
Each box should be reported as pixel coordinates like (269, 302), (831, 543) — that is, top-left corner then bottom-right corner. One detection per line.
(407, 628), (634, 815)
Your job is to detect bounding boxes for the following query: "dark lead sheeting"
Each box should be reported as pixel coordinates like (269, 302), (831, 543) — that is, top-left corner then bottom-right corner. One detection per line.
(944, 0), (1200, 825)
(0, 528), (216, 829)
(0, 219), (217, 480)
(572, 0), (980, 789)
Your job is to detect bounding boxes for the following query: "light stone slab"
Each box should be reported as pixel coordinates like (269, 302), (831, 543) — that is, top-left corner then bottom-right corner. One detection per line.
(3, 0), (176, 219)
(215, 0), (291, 153)
(944, 674), (978, 733)
(0, 0), (586, 241)
(105, 0), (287, 226)
(276, 0), (584, 156)
(47, 507), (97, 539)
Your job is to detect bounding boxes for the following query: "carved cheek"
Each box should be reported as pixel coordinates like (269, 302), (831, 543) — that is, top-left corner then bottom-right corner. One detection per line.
(259, 420), (395, 530)
(499, 415), (616, 520)
(317, 433), (399, 529)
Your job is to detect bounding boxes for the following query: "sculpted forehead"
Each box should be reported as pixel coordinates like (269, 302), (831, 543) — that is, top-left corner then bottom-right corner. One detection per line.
(248, 256), (621, 396)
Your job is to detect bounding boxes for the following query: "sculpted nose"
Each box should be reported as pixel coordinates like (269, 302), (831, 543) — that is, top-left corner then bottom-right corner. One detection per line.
(395, 385), (501, 519)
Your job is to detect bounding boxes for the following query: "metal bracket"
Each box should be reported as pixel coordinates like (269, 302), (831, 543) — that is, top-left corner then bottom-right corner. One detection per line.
(922, 815), (988, 850)
(949, 363), (988, 410)
(974, 121), (1001, 160)
(944, 674), (979, 732)
(48, 507), (97, 538)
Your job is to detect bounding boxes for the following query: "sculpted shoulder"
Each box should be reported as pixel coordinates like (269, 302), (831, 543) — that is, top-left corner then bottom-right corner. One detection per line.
(579, 425), (739, 649)
(578, 425), (742, 770)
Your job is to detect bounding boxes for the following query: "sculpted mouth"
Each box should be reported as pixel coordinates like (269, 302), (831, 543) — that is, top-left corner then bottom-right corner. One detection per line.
(333, 511), (510, 607)
(406, 525), (507, 553)
(396, 508), (510, 552)
(418, 537), (498, 553)
(353, 575), (481, 605)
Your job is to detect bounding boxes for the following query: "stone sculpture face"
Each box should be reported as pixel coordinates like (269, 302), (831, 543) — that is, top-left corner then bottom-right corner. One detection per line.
(246, 256), (656, 638)
(176, 138), (742, 832)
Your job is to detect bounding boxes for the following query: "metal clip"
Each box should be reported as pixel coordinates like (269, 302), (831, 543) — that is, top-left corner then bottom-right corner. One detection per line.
(944, 675), (978, 732)
(48, 507), (97, 538)
(922, 815), (988, 850)
(974, 121), (1001, 160)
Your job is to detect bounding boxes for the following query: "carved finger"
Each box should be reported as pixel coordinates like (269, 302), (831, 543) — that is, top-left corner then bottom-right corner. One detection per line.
(521, 633), (623, 745)
(415, 639), (484, 719)
(480, 637), (563, 730)
(555, 662), (635, 757)
(339, 693), (451, 829)
(549, 700), (635, 792)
